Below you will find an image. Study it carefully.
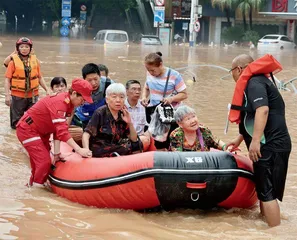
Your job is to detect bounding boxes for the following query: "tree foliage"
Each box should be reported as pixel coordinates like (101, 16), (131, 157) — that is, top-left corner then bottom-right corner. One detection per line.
(221, 25), (244, 43)
(0, 0), (138, 30)
(212, 0), (267, 31)
(242, 30), (260, 45)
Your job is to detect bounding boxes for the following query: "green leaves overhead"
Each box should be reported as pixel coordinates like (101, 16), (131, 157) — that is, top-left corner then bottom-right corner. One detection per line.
(211, 0), (267, 30)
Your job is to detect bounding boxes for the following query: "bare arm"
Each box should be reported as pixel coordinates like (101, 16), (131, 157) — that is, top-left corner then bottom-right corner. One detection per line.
(225, 134), (244, 151)
(67, 112), (74, 125)
(163, 89), (187, 105)
(128, 123), (138, 142)
(4, 78), (11, 106)
(82, 132), (91, 149)
(142, 86), (150, 99)
(66, 138), (82, 152)
(252, 106), (269, 141)
(3, 49), (16, 67)
(249, 106), (269, 161)
(141, 87), (150, 107)
(171, 89), (187, 102)
(3, 56), (12, 67)
(217, 139), (226, 150)
(121, 107), (137, 142)
(53, 140), (61, 154)
(66, 137), (92, 157)
(39, 76), (50, 95)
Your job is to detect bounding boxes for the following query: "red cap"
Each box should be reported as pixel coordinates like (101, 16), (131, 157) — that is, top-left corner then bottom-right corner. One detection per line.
(71, 78), (93, 103)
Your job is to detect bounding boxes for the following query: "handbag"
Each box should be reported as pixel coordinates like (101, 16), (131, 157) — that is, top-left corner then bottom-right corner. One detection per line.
(145, 68), (175, 123)
(158, 68), (176, 124)
(156, 104), (175, 124)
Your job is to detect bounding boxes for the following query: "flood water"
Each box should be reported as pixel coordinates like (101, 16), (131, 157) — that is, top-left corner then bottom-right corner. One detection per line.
(0, 36), (297, 239)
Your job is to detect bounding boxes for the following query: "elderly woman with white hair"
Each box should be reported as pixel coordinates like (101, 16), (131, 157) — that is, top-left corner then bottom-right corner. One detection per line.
(169, 105), (226, 152)
(82, 83), (141, 157)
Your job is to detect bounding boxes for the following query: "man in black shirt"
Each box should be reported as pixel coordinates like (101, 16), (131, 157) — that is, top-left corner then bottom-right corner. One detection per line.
(226, 54), (291, 227)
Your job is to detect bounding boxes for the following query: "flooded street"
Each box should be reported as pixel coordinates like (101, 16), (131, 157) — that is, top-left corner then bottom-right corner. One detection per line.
(0, 35), (297, 239)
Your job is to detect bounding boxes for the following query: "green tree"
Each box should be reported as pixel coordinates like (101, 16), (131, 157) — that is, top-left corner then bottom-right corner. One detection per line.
(80, 0), (138, 27)
(39, 0), (61, 22)
(248, 0), (266, 30)
(211, 0), (234, 27)
(1, 0), (138, 29)
(213, 0), (267, 31)
(242, 30), (260, 45)
(236, 0), (249, 31)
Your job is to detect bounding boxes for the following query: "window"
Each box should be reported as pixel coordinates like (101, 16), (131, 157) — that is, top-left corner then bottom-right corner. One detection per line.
(280, 37), (291, 42)
(141, 36), (162, 45)
(262, 36), (279, 40)
(106, 33), (128, 42)
(100, 33), (105, 40)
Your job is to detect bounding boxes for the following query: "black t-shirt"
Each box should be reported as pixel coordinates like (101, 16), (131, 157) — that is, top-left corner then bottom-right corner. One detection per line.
(84, 105), (130, 146)
(239, 75), (291, 152)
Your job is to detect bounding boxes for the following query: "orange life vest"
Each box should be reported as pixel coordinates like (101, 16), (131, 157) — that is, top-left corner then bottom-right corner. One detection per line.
(229, 54), (282, 124)
(11, 54), (39, 98)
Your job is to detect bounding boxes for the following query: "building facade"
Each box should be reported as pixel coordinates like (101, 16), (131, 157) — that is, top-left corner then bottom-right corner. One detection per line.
(259, 0), (297, 41)
(165, 0), (235, 44)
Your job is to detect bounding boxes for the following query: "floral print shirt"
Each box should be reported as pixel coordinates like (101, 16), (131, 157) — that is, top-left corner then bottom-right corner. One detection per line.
(169, 125), (220, 152)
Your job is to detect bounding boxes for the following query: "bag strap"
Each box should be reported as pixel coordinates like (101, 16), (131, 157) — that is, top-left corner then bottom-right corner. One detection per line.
(269, 72), (277, 88)
(163, 68), (171, 98)
(196, 128), (205, 151)
(103, 78), (111, 97)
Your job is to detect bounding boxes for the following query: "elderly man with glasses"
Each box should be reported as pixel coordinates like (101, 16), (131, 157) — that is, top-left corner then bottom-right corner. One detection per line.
(125, 80), (151, 151)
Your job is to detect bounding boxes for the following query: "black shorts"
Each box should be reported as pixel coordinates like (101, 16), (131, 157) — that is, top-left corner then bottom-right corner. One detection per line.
(253, 149), (290, 202)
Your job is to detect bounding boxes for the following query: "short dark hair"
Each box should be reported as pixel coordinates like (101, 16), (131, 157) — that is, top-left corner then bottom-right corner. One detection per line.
(50, 77), (67, 89)
(144, 52), (163, 67)
(82, 63), (100, 79)
(98, 64), (109, 76)
(126, 80), (141, 89)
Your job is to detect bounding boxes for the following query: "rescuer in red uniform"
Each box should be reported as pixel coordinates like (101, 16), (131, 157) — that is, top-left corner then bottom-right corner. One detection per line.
(16, 78), (93, 187)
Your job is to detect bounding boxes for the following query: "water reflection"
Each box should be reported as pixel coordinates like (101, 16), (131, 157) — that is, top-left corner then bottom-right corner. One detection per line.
(0, 199), (34, 240)
(103, 45), (129, 58)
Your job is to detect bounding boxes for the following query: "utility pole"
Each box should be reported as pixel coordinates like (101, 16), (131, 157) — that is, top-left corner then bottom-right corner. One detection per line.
(189, 0), (199, 47)
(15, 15), (18, 35)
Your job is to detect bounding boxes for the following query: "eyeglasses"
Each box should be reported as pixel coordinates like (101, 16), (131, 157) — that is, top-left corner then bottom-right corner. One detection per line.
(229, 66), (239, 74)
(228, 66), (247, 74)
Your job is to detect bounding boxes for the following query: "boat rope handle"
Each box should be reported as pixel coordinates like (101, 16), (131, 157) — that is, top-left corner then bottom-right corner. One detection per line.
(190, 192), (200, 202)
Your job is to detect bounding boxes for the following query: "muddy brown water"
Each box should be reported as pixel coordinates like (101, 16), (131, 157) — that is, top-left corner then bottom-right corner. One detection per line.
(0, 36), (296, 239)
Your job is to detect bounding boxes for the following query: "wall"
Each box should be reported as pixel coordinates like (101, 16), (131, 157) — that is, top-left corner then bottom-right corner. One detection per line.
(209, 17), (234, 45)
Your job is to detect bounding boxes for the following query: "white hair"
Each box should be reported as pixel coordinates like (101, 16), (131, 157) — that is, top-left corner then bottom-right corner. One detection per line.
(106, 83), (126, 97)
(174, 105), (197, 123)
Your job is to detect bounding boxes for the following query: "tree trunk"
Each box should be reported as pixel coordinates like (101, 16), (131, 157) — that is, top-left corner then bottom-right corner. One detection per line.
(87, 3), (97, 28)
(242, 10), (247, 31)
(125, 9), (134, 32)
(49, 0), (60, 21)
(225, 8), (231, 27)
(249, 8), (253, 30)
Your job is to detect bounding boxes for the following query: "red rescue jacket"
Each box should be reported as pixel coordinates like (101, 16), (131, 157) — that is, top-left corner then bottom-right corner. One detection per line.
(25, 92), (74, 142)
(229, 54), (282, 124)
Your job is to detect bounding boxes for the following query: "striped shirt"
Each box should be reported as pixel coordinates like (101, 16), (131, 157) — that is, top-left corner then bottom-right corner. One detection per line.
(125, 99), (147, 135)
(145, 67), (186, 107)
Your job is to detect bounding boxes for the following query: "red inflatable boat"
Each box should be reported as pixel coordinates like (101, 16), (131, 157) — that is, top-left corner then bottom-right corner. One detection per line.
(49, 143), (257, 210)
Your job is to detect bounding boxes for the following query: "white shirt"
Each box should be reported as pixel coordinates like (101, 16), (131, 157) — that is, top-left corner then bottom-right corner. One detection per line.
(125, 99), (147, 135)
